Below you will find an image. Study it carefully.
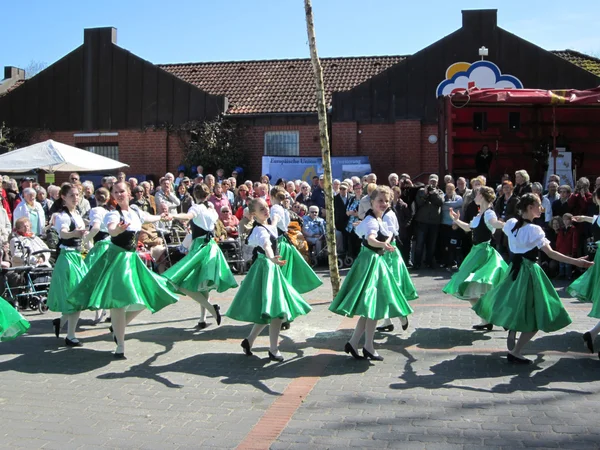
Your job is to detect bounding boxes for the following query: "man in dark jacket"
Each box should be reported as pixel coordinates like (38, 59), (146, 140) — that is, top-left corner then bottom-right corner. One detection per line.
(413, 174), (444, 269)
(334, 181), (354, 254)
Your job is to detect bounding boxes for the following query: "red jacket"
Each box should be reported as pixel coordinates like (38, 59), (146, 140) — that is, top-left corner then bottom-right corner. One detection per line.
(556, 226), (579, 257)
(567, 192), (592, 216)
(1, 188), (11, 222)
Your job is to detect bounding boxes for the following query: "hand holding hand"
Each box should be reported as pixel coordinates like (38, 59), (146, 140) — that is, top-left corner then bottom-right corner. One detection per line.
(577, 256), (594, 269)
(270, 255), (286, 266)
(572, 216), (585, 223)
(383, 242), (394, 252)
(117, 221), (129, 232)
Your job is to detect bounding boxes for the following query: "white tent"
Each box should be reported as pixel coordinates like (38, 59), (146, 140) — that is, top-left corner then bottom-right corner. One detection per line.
(0, 139), (128, 173)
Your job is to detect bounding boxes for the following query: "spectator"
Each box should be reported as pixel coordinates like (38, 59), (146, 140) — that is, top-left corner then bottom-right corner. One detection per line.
(312, 175), (326, 217)
(216, 168), (225, 183)
(413, 174), (444, 269)
(176, 181), (194, 214)
(196, 165), (204, 177)
(531, 182), (546, 227)
(366, 173), (377, 184)
(345, 182), (363, 259)
(311, 175), (319, 190)
(455, 177), (470, 198)
(358, 183), (378, 220)
(556, 213), (578, 279)
(82, 181), (96, 208)
(440, 183), (463, 269)
(174, 171), (186, 187)
(540, 216), (561, 277)
(139, 181), (157, 214)
(543, 181), (560, 223)
(221, 179), (235, 205)
(0, 196), (11, 243)
(10, 217), (51, 267)
(128, 178), (138, 191)
(493, 181), (518, 257)
(5, 178), (21, 213)
(475, 144), (493, 176)
(513, 170), (532, 197)
(117, 171), (127, 183)
(233, 184), (250, 219)
(228, 177), (237, 191)
(75, 183), (91, 219)
(210, 183), (232, 220)
(205, 174), (216, 192)
(569, 177), (592, 217)
(220, 205), (239, 239)
(130, 186), (153, 213)
(285, 181), (297, 200)
(303, 205), (326, 257)
(462, 177), (483, 218)
(392, 185), (413, 266)
(296, 182), (311, 206)
(332, 179), (341, 195)
(36, 187), (52, 225)
(154, 176), (180, 215)
(1, 183), (11, 223)
(334, 180), (354, 254)
(13, 187), (45, 236)
(552, 185), (572, 218)
(388, 173), (399, 188)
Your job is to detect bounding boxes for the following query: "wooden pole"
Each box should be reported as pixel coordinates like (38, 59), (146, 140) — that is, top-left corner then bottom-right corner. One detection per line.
(304, 0), (341, 296)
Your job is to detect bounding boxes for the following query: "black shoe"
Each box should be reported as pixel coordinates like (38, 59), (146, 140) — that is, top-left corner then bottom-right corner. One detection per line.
(362, 348), (384, 361)
(52, 318), (60, 338)
(344, 342), (364, 360)
(241, 338), (253, 356)
(213, 305), (221, 326)
(65, 338), (82, 347)
(472, 323), (493, 331)
(268, 351), (284, 362)
(507, 353), (532, 364)
(113, 352), (126, 359)
(401, 317), (409, 331)
(105, 316), (111, 323)
(507, 330), (516, 351)
(109, 326), (117, 344)
(583, 332), (595, 354)
(281, 322), (291, 331)
(376, 324), (394, 332)
(196, 321), (208, 330)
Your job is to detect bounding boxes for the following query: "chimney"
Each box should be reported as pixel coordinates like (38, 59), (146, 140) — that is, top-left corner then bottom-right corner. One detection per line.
(462, 9), (498, 30)
(84, 27), (117, 47)
(3, 66), (25, 82)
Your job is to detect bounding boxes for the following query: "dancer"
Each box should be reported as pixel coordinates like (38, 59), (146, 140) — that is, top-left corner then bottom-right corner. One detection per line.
(567, 187), (600, 357)
(83, 187), (112, 324)
(270, 187), (322, 330)
(47, 183), (89, 347)
(165, 184), (237, 329)
(329, 186), (414, 361)
(473, 194), (593, 364)
(376, 204), (418, 333)
(226, 198), (312, 362)
(0, 296), (30, 341)
(442, 186), (507, 330)
(68, 182), (179, 358)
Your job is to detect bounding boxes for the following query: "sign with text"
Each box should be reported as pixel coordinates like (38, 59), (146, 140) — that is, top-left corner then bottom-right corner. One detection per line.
(262, 156), (371, 182)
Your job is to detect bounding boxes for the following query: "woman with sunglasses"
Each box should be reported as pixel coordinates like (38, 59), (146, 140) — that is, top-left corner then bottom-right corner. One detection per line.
(233, 185), (250, 219)
(296, 182), (312, 206)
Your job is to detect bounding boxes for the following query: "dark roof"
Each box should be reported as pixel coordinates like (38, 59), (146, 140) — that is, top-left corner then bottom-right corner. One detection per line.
(551, 50), (600, 77)
(0, 79), (25, 97)
(159, 56), (407, 114)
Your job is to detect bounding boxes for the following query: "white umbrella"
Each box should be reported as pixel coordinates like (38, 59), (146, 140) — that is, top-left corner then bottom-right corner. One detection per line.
(0, 139), (129, 173)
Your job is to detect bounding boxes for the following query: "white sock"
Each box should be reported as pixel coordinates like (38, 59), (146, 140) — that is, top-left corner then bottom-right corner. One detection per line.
(66, 312), (80, 340)
(269, 319), (283, 355)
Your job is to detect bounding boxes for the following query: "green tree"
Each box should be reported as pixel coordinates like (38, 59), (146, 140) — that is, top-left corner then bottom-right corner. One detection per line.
(0, 122), (16, 152)
(179, 116), (246, 175)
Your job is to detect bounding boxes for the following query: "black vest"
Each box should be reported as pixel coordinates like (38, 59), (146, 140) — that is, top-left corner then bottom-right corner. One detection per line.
(191, 202), (214, 241)
(110, 206), (139, 251)
(252, 223), (278, 262)
(361, 211), (389, 255)
(509, 219), (538, 280)
(471, 210), (493, 245)
(57, 208), (82, 250)
(593, 216), (600, 242)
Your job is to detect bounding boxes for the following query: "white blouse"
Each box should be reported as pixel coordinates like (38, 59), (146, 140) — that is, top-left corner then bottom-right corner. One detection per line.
(89, 207), (109, 233)
(105, 206), (150, 232)
(270, 204), (290, 232)
(54, 210), (86, 248)
(188, 203), (218, 231)
(355, 215), (393, 239)
(382, 210), (399, 236)
(470, 209), (497, 232)
(248, 223), (279, 250)
(503, 218), (549, 254)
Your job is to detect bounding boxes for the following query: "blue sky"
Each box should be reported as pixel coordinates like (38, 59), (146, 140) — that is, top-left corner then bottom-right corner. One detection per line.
(3, 0), (599, 71)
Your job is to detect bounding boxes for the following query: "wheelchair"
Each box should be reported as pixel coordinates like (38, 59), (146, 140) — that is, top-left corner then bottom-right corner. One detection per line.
(218, 237), (246, 274)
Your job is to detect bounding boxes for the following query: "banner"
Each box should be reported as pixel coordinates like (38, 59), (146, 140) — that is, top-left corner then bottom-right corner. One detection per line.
(262, 156), (371, 183)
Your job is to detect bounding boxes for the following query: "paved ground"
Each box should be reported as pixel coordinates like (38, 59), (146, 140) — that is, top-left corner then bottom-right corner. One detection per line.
(1, 267), (600, 450)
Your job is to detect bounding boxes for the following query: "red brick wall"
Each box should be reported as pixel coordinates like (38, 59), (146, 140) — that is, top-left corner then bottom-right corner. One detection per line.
(331, 122), (358, 156)
(30, 128), (186, 180)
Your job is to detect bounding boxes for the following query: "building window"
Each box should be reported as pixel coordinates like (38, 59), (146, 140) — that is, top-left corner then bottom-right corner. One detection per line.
(264, 131), (299, 156)
(78, 144), (119, 161)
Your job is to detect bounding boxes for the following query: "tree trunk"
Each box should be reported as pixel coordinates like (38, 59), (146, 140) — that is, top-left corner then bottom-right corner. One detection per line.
(304, 0), (341, 296)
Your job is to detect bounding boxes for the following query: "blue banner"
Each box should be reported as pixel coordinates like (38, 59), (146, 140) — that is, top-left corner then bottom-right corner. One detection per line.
(262, 156), (371, 183)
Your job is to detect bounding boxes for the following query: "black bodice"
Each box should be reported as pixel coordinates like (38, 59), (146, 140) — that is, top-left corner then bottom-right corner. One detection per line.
(57, 208), (82, 250)
(252, 223), (279, 262)
(471, 210), (493, 245)
(110, 206), (138, 251)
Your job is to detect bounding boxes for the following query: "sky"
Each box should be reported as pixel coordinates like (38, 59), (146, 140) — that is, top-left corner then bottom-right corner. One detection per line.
(2, 0), (599, 72)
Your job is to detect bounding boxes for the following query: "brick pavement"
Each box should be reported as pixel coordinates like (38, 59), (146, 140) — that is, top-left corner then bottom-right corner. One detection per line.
(1, 269), (600, 449)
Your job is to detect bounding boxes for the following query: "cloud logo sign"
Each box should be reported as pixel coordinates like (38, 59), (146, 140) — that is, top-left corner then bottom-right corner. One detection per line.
(436, 60), (524, 97)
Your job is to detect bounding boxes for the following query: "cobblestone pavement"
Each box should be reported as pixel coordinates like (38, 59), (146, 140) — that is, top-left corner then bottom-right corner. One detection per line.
(1, 268), (600, 449)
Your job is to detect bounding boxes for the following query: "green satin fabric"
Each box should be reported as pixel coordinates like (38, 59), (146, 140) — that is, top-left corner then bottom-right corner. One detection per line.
(0, 297), (30, 342)
(567, 247), (600, 318)
(162, 238), (238, 293)
(47, 249), (89, 314)
(383, 241), (418, 301)
(68, 243), (178, 313)
(442, 242), (508, 300)
(226, 253), (312, 324)
(85, 239), (111, 268)
(277, 236), (323, 294)
(329, 245), (414, 320)
(473, 259), (571, 332)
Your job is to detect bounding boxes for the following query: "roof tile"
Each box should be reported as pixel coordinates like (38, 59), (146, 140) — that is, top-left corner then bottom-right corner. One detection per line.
(551, 50), (600, 77)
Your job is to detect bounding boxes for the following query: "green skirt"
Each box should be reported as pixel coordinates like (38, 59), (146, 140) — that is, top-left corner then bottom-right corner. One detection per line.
(47, 249), (89, 314)
(0, 297), (30, 342)
(567, 247), (600, 318)
(67, 243), (178, 313)
(382, 241), (418, 301)
(473, 259), (571, 332)
(85, 239), (111, 268)
(329, 245), (414, 320)
(442, 242), (508, 300)
(162, 238), (238, 293)
(226, 253), (312, 324)
(277, 235), (323, 294)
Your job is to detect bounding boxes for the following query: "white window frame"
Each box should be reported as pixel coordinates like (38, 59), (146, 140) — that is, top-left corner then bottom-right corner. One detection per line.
(78, 144), (119, 161)
(264, 131), (300, 156)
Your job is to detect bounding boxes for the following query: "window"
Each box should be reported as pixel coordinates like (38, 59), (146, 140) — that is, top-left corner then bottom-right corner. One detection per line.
(264, 131), (299, 156)
(78, 144), (119, 161)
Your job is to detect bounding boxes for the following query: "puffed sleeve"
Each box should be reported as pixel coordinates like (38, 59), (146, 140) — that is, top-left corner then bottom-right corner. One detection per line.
(528, 224), (550, 249)
(187, 204), (201, 219)
(248, 225), (271, 249)
(88, 208), (103, 226)
(355, 216), (380, 239)
(502, 218), (518, 237)
(53, 212), (71, 232)
(484, 209), (498, 231)
(104, 211), (120, 227)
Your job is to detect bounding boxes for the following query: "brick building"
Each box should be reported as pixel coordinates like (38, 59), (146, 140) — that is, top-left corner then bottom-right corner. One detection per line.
(1, 9), (599, 182)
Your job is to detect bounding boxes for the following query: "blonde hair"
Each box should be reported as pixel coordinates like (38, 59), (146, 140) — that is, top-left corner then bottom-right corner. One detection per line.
(515, 170), (530, 183)
(369, 185), (393, 202)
